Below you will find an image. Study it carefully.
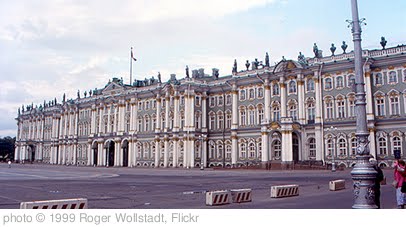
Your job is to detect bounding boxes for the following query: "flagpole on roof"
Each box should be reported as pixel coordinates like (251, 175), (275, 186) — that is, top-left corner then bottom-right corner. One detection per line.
(130, 47), (133, 86)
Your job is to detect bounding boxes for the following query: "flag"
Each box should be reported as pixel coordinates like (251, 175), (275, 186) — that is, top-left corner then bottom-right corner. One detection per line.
(131, 47), (137, 61)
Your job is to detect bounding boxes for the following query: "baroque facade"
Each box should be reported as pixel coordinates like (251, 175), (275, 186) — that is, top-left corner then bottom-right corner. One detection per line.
(15, 44), (406, 169)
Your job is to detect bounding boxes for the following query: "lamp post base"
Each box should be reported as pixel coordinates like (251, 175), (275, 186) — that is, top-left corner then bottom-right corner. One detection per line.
(351, 155), (378, 209)
(332, 162), (336, 172)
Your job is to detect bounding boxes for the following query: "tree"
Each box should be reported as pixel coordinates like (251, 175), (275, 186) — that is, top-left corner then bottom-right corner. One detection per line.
(0, 136), (15, 161)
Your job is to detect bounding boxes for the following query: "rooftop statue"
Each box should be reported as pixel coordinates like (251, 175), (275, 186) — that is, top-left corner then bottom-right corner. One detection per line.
(330, 43), (336, 56)
(185, 65), (190, 78)
(54, 98), (57, 105)
(157, 72), (162, 83)
(77, 90), (80, 99)
(313, 43), (319, 58)
(341, 41), (348, 53)
(22, 105), (24, 112)
(63, 93), (66, 103)
(232, 59), (237, 74)
(245, 60), (250, 70)
(89, 90), (92, 96)
(297, 52), (308, 66)
(380, 36), (387, 49)
(18, 108), (20, 115)
(265, 52), (270, 67)
(252, 58), (259, 70)
(84, 90), (87, 98)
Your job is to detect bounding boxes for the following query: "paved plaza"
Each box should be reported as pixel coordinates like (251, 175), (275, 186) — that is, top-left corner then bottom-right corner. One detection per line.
(0, 163), (398, 209)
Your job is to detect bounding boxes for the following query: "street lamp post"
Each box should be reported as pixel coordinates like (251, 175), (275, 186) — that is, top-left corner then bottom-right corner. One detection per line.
(349, 0), (377, 209)
(325, 126), (337, 172)
(199, 135), (204, 170)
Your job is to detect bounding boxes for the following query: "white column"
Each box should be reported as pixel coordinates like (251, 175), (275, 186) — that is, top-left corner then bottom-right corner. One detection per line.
(155, 139), (160, 167)
(165, 94), (170, 131)
(164, 137), (169, 167)
(91, 106), (96, 134)
(231, 85), (238, 165)
(364, 69), (375, 121)
(73, 144), (77, 164)
(369, 129), (377, 159)
(297, 74), (305, 124)
(98, 105), (104, 134)
(87, 142), (92, 166)
(280, 78), (287, 118)
(98, 142), (104, 166)
(156, 96), (161, 132)
(173, 138), (178, 168)
(118, 101), (125, 133)
(261, 131), (269, 162)
(202, 92), (207, 131)
(264, 80), (271, 123)
(281, 130), (293, 162)
(173, 91), (180, 132)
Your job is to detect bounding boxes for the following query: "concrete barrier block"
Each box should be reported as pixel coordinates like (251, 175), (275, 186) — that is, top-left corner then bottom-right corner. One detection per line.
(329, 179), (345, 191)
(205, 190), (231, 206)
(20, 198), (88, 209)
(230, 189), (252, 203)
(270, 185), (299, 198)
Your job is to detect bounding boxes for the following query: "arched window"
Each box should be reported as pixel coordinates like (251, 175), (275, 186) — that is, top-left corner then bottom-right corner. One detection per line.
(226, 144), (232, 160)
(337, 98), (345, 119)
(249, 143), (256, 158)
(393, 136), (402, 154)
(248, 107), (255, 125)
(351, 137), (357, 155)
(309, 138), (316, 158)
(240, 143), (247, 159)
(325, 98), (334, 119)
(324, 78), (332, 90)
(389, 71), (397, 83)
(218, 112), (224, 129)
(240, 108), (246, 126)
(307, 79), (315, 92)
(348, 95), (355, 117)
(378, 137), (387, 155)
(389, 94), (400, 115)
(209, 142), (215, 159)
(288, 100), (297, 120)
(376, 96), (385, 116)
(181, 111), (185, 128)
(257, 105), (264, 124)
(348, 74), (355, 87)
(375, 73), (383, 85)
(257, 87), (264, 98)
(209, 113), (216, 130)
(217, 144), (223, 159)
(272, 83), (280, 96)
(289, 81), (296, 93)
(273, 140), (281, 159)
(249, 89), (255, 99)
(338, 138), (347, 156)
(258, 142), (262, 159)
(226, 111), (232, 128)
(226, 94), (232, 105)
(240, 90), (246, 100)
(272, 103), (280, 121)
(326, 138), (333, 156)
(307, 100), (315, 121)
(336, 76), (344, 88)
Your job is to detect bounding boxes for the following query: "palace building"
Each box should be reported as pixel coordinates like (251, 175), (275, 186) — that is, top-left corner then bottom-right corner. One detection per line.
(14, 43), (406, 169)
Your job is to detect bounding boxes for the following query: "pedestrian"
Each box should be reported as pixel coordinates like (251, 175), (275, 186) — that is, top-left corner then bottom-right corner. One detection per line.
(8, 160), (11, 168)
(394, 159), (406, 209)
(370, 158), (384, 208)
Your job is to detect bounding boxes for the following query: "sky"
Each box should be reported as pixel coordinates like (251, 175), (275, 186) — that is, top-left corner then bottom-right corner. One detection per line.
(0, 0), (405, 137)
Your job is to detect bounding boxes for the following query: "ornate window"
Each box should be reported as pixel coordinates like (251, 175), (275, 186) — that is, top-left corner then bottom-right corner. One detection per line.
(351, 137), (357, 155)
(195, 96), (201, 106)
(309, 138), (316, 158)
(378, 137), (387, 155)
(337, 98), (346, 119)
(209, 142), (215, 159)
(389, 93), (400, 115)
(240, 143), (247, 159)
(326, 138), (333, 156)
(389, 71), (397, 84)
(218, 112), (224, 129)
(289, 81), (297, 93)
(226, 94), (232, 106)
(272, 103), (280, 122)
(288, 100), (297, 120)
(324, 78), (332, 90)
(258, 141), (262, 159)
(195, 112), (201, 129)
(375, 96), (385, 117)
(338, 138), (347, 156)
(226, 111), (232, 128)
(393, 136), (402, 154)
(226, 144), (232, 160)
(272, 83), (280, 96)
(273, 140), (281, 159)
(375, 73), (383, 85)
(209, 96), (215, 107)
(249, 88), (255, 99)
(258, 105), (264, 124)
(217, 144), (223, 159)
(240, 108), (246, 126)
(336, 76), (344, 88)
(240, 90), (246, 100)
(249, 143), (256, 158)
(348, 74), (355, 87)
(325, 98), (334, 119)
(257, 87), (264, 98)
(348, 94), (356, 117)
(209, 113), (215, 130)
(403, 69), (406, 82)
(307, 99), (315, 121)
(248, 107), (255, 125)
(218, 95), (224, 106)
(307, 79), (315, 92)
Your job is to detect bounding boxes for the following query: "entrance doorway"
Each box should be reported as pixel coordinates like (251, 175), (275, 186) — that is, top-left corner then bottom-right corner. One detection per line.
(292, 133), (299, 163)
(122, 140), (129, 167)
(28, 145), (35, 162)
(92, 142), (98, 166)
(107, 141), (115, 167)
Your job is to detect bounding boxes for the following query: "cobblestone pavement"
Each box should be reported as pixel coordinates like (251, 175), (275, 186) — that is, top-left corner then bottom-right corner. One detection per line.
(0, 163), (397, 209)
